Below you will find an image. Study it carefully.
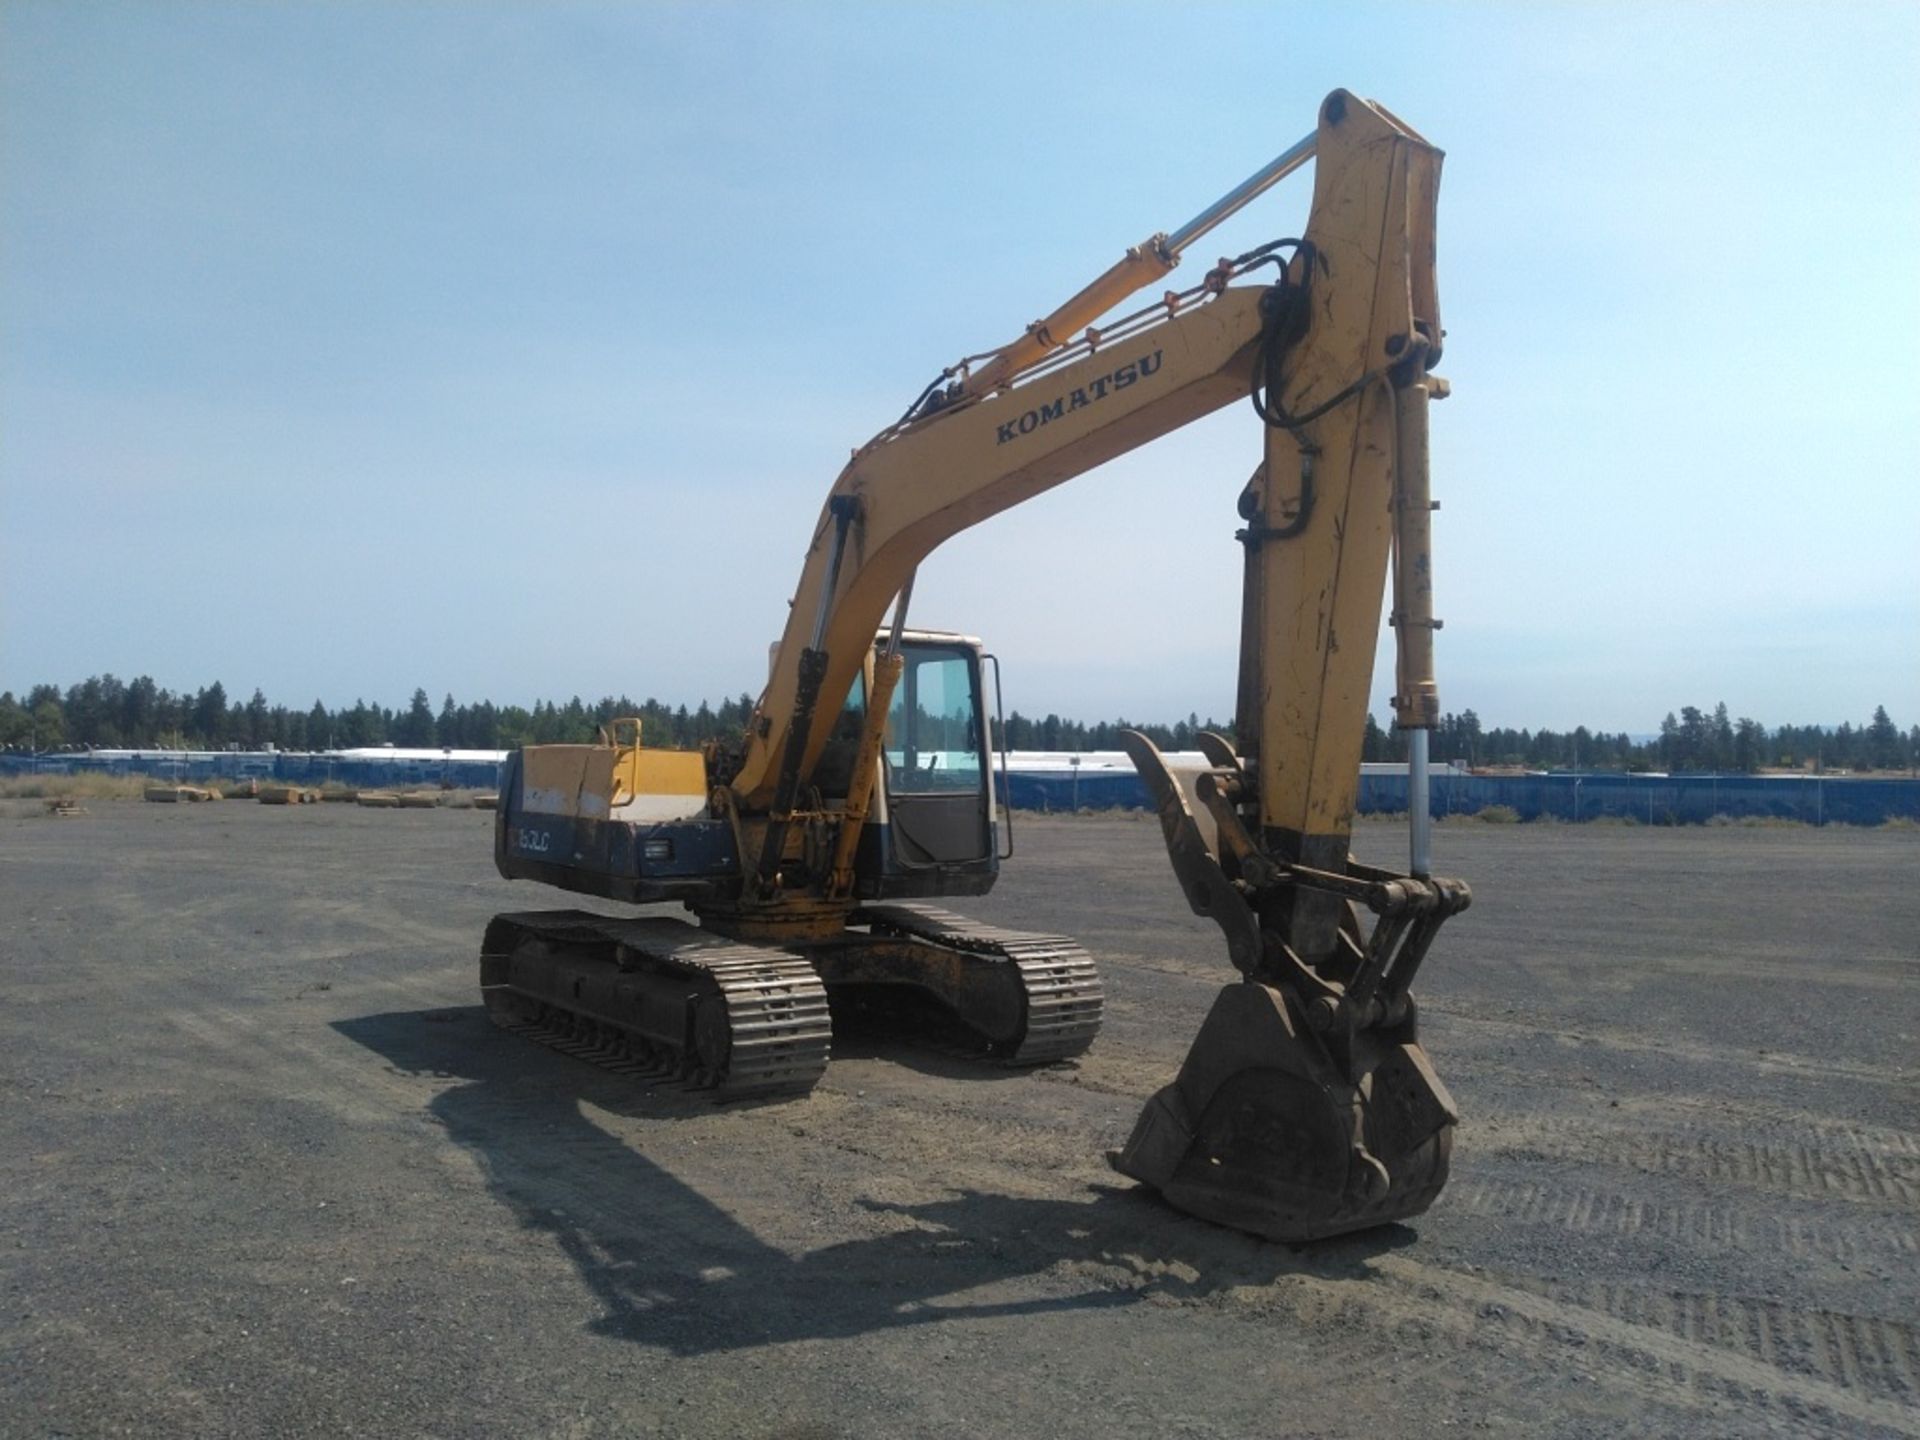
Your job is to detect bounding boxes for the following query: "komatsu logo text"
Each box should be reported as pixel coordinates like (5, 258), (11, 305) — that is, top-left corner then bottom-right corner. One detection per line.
(995, 349), (1163, 445)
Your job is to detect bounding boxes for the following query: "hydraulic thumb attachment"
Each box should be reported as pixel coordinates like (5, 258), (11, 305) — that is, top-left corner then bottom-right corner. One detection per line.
(1112, 731), (1469, 1242)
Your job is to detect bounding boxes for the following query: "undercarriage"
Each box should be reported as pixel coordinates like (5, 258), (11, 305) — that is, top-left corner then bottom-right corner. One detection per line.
(480, 902), (1104, 1100)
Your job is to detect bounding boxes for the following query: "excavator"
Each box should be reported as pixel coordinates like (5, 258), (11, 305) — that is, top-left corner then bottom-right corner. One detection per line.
(482, 89), (1471, 1243)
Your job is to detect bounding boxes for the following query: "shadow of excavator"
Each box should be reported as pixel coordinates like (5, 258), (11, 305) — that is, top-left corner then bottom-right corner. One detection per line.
(333, 1007), (1415, 1354)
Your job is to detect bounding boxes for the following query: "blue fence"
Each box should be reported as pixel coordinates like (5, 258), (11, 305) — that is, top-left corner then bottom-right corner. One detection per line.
(7, 751), (1918, 826)
(999, 768), (1920, 826)
(0, 752), (503, 790)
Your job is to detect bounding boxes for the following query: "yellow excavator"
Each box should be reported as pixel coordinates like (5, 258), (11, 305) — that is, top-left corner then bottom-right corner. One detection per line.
(483, 89), (1470, 1243)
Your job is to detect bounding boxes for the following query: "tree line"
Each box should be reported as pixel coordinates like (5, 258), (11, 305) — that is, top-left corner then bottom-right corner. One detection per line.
(2, 675), (1917, 775)
(1010, 702), (1918, 774)
(1353, 702), (1918, 774)
(0, 677), (760, 756)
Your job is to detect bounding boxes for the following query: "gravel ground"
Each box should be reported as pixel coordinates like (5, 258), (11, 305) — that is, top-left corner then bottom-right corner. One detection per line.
(1, 802), (1915, 1439)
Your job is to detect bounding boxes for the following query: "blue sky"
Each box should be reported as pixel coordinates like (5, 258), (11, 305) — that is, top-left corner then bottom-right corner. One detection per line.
(4, 2), (1916, 732)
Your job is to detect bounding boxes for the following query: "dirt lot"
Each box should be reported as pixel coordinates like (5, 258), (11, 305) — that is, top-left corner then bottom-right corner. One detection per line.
(1, 803), (1914, 1439)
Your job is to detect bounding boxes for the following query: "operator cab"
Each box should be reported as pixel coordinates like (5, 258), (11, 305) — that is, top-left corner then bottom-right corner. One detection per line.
(818, 629), (1007, 899)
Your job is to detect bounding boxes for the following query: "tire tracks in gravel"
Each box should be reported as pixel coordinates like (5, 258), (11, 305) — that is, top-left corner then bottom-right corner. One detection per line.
(1359, 1254), (1920, 1438)
(674, 1047), (1920, 1433)
(1647, 1098), (1920, 1159)
(1104, 1239), (1920, 1437)
(1038, 1021), (1920, 1261)
(1443, 1173), (1915, 1264)
(1495, 1276), (1918, 1408)
(114, 872), (1920, 1435)
(1419, 999), (1915, 1090)
(1481, 1115), (1919, 1208)
(155, 968), (483, 1128)
(155, 971), (788, 1252)
(1016, 1013), (1920, 1431)
(161, 1005), (430, 1130)
(81, 1015), (1920, 1434)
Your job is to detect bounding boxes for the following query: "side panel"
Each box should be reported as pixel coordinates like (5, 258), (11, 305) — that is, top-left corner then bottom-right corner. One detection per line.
(494, 750), (740, 903)
(522, 739), (707, 826)
(520, 745), (606, 817)
(614, 748), (708, 822)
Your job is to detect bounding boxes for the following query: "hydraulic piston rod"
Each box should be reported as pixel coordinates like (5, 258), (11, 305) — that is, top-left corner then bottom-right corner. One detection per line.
(1408, 729), (1433, 878)
(1165, 131), (1318, 253)
(961, 129), (1318, 401)
(1392, 380), (1441, 880)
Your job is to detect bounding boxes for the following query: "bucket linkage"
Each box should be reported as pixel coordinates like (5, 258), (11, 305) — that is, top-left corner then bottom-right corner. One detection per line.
(1114, 730), (1470, 1242)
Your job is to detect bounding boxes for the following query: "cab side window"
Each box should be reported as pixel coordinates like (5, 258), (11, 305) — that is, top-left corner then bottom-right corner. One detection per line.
(885, 650), (982, 794)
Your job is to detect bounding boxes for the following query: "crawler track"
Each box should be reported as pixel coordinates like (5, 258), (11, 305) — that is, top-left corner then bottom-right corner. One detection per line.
(855, 901), (1105, 1063)
(480, 910), (832, 1100)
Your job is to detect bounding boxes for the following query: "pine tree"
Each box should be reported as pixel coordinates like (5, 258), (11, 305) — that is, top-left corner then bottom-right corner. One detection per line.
(1711, 702), (1734, 771)
(245, 689), (270, 748)
(1362, 712), (1387, 762)
(192, 682), (228, 747)
(1867, 705), (1899, 770)
(30, 696), (66, 749)
(122, 676), (159, 746)
(0, 694), (28, 748)
(395, 688), (436, 747)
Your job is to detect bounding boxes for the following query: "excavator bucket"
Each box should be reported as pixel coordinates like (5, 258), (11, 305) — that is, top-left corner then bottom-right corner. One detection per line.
(1112, 730), (1465, 1243)
(1112, 980), (1455, 1242)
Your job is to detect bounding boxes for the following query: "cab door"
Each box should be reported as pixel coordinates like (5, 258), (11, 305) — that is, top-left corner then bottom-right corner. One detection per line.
(883, 642), (992, 868)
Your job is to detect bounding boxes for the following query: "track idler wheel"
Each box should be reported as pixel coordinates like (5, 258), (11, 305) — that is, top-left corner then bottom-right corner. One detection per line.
(1111, 981), (1456, 1243)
